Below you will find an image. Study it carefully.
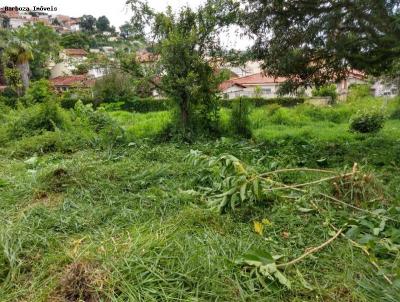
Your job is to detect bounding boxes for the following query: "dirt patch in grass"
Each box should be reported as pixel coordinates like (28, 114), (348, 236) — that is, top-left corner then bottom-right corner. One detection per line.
(49, 261), (108, 302)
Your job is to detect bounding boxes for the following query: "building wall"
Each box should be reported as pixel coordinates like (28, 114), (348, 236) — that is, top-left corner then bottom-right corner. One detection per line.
(372, 81), (398, 98)
(9, 18), (29, 28)
(50, 62), (73, 78)
(88, 68), (107, 78)
(223, 84), (281, 99)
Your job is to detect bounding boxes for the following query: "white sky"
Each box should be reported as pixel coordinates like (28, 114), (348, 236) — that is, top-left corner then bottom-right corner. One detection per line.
(3, 0), (252, 49)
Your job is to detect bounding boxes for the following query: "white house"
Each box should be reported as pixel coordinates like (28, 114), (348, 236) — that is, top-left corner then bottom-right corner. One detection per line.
(88, 67), (107, 78)
(220, 69), (368, 100)
(219, 73), (288, 99)
(372, 81), (398, 98)
(50, 49), (88, 79)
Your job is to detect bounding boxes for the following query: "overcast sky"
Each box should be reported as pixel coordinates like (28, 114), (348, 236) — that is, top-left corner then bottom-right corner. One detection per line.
(4, 0), (252, 49)
(3, 0), (205, 27)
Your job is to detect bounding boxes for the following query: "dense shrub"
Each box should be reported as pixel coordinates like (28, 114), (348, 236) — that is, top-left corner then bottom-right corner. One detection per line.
(269, 107), (305, 126)
(347, 84), (372, 102)
(350, 109), (386, 133)
(60, 89), (93, 109)
(220, 97), (305, 108)
(229, 97), (252, 137)
(72, 101), (125, 145)
(8, 100), (70, 139)
(22, 79), (54, 105)
(0, 87), (19, 108)
(296, 104), (352, 123)
(390, 99), (400, 119)
(123, 97), (172, 113)
(93, 71), (135, 104)
(312, 84), (338, 102)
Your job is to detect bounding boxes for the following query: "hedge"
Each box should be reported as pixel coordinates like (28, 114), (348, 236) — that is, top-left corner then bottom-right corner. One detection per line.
(122, 97), (173, 113)
(106, 96), (305, 113)
(220, 96), (305, 108)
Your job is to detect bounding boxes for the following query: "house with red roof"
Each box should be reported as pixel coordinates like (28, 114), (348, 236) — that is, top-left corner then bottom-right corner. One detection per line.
(219, 73), (288, 99)
(50, 75), (95, 92)
(220, 70), (367, 100)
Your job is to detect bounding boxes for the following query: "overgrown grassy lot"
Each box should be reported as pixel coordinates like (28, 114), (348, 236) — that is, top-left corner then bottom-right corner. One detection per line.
(0, 97), (399, 301)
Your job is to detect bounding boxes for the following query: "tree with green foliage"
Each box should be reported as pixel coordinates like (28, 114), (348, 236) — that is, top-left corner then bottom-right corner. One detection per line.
(80, 15), (97, 33)
(242, 0), (400, 93)
(61, 32), (91, 49)
(96, 16), (111, 32)
(0, 29), (9, 85)
(15, 23), (60, 80)
(93, 70), (134, 104)
(124, 0), (237, 136)
(119, 22), (144, 40)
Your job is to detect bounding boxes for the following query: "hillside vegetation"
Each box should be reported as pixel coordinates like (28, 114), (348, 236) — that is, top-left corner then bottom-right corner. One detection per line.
(0, 96), (399, 301)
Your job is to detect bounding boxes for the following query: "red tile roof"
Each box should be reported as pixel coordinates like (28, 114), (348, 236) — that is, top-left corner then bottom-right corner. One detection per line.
(54, 15), (71, 22)
(219, 80), (246, 91)
(233, 73), (287, 85)
(64, 49), (88, 56)
(0, 9), (19, 18)
(219, 73), (287, 91)
(50, 75), (94, 87)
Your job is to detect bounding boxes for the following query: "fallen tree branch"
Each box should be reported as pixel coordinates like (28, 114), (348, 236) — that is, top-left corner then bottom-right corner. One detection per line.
(319, 193), (397, 223)
(276, 228), (343, 268)
(308, 200), (393, 285)
(260, 168), (338, 177)
(264, 172), (355, 192)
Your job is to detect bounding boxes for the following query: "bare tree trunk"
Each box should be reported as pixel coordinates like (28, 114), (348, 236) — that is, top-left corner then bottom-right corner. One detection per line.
(16, 61), (30, 90)
(180, 99), (189, 130)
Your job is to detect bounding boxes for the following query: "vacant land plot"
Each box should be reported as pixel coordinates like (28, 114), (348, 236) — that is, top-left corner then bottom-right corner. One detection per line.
(0, 97), (399, 301)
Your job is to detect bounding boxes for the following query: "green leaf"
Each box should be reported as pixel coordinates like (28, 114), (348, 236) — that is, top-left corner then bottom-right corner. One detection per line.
(253, 178), (260, 198)
(240, 183), (247, 201)
(345, 225), (360, 239)
(241, 249), (274, 265)
(274, 270), (291, 289)
(297, 207), (314, 213)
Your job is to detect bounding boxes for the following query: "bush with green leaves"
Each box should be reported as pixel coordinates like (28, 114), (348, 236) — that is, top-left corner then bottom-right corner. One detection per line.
(390, 99), (400, 119)
(22, 79), (54, 105)
(8, 100), (70, 140)
(350, 109), (386, 133)
(93, 71), (135, 104)
(312, 84), (338, 102)
(229, 97), (252, 138)
(72, 101), (125, 145)
(347, 84), (372, 102)
(0, 87), (19, 108)
(60, 89), (93, 109)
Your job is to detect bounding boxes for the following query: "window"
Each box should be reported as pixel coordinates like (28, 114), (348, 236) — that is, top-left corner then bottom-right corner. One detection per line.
(262, 88), (272, 95)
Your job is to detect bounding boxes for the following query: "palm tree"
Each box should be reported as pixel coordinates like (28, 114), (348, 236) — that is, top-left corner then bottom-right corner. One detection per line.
(4, 37), (33, 91)
(0, 29), (9, 85)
